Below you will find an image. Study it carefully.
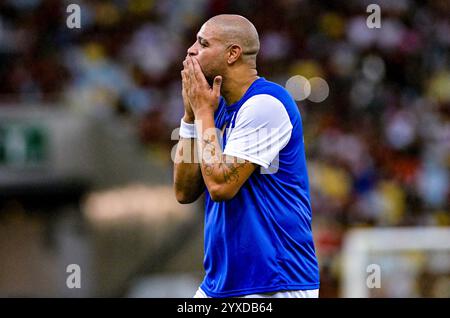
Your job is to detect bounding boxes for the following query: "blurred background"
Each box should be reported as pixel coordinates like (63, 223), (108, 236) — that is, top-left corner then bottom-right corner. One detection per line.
(0, 0), (449, 297)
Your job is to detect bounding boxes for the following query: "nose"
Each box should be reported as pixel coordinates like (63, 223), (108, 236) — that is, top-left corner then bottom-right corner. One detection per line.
(187, 43), (198, 57)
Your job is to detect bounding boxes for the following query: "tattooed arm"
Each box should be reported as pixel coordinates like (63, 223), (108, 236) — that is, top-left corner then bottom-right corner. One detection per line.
(173, 134), (205, 204)
(182, 56), (256, 201)
(195, 112), (257, 202)
(173, 61), (206, 204)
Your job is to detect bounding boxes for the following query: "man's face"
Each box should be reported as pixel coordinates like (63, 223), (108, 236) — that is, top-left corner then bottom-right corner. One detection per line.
(186, 23), (227, 85)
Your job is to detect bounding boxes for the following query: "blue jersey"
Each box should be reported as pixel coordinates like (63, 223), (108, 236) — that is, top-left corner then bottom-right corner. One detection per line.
(200, 77), (320, 297)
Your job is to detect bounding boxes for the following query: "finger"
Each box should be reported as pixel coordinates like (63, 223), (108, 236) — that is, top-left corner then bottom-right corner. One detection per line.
(181, 72), (190, 97)
(181, 70), (186, 86)
(186, 57), (196, 82)
(182, 70), (191, 88)
(183, 69), (194, 97)
(212, 76), (222, 97)
(182, 66), (192, 86)
(191, 57), (209, 86)
(181, 72), (186, 92)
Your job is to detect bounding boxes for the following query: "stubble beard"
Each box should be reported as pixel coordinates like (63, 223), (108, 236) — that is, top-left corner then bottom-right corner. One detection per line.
(202, 63), (223, 88)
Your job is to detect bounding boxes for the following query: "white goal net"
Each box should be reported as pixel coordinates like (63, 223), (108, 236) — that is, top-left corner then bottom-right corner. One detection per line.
(341, 227), (450, 297)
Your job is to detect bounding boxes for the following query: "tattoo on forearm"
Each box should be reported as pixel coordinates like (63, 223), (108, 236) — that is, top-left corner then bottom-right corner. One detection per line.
(204, 159), (246, 183)
(221, 162), (246, 184)
(201, 133), (247, 184)
(204, 164), (214, 176)
(202, 135), (216, 156)
(203, 161), (245, 182)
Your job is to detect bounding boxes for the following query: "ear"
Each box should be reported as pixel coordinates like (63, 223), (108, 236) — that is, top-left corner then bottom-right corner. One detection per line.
(227, 44), (243, 65)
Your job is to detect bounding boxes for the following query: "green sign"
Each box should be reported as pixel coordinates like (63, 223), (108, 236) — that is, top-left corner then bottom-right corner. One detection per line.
(0, 123), (48, 167)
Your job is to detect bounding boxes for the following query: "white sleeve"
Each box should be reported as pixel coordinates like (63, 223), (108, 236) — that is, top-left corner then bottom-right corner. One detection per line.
(223, 94), (293, 168)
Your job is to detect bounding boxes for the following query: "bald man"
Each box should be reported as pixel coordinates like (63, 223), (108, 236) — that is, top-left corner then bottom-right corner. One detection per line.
(174, 15), (320, 298)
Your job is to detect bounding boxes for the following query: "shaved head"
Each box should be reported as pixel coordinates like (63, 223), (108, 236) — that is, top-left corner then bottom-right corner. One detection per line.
(204, 14), (260, 65)
(186, 14), (260, 88)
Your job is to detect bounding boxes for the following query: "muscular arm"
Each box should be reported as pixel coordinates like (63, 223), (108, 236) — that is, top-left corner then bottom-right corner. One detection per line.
(173, 135), (205, 204)
(173, 61), (206, 204)
(195, 111), (256, 202)
(179, 56), (256, 201)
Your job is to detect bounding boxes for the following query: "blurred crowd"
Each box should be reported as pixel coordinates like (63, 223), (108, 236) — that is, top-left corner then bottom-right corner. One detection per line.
(0, 0), (449, 297)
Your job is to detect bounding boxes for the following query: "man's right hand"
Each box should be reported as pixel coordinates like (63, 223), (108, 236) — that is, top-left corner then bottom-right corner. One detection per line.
(181, 59), (195, 124)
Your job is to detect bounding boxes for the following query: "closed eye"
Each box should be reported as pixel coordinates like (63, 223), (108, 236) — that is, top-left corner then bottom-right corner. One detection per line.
(197, 36), (209, 48)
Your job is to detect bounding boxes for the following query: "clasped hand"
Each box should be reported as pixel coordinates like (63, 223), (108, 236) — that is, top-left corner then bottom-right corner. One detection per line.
(181, 56), (222, 119)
